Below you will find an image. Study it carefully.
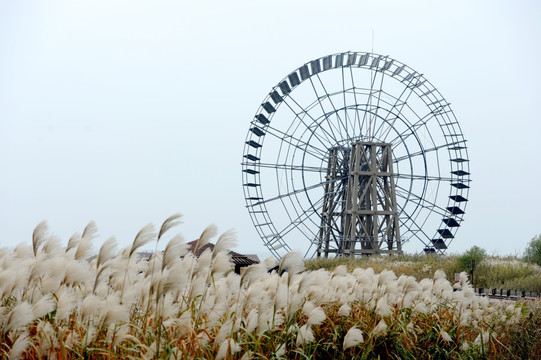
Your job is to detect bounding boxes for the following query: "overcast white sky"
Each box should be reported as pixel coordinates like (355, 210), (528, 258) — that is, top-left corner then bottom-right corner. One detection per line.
(1, 0), (540, 259)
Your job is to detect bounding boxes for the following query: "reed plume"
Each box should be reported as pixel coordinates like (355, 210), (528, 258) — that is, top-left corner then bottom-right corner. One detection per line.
(32, 221), (48, 257)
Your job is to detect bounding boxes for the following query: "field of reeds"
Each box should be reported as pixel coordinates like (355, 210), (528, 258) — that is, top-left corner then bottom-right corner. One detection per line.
(1, 215), (540, 359)
(306, 253), (541, 292)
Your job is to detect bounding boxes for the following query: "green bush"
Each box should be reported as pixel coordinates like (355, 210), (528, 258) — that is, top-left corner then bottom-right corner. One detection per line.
(523, 234), (541, 267)
(457, 246), (487, 273)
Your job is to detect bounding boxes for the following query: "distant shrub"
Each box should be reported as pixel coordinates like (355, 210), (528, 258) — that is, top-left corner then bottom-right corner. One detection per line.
(524, 234), (541, 267)
(457, 245), (487, 272)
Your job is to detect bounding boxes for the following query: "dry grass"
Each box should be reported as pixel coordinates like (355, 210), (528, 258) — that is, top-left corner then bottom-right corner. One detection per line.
(0, 217), (540, 359)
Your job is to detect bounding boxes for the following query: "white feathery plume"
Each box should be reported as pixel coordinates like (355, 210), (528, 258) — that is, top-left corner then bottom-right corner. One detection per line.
(370, 319), (388, 337)
(211, 251), (234, 276)
(406, 322), (415, 333)
(158, 213), (183, 241)
(3, 301), (34, 335)
(262, 256), (278, 269)
(474, 332), (490, 346)
(279, 251), (304, 278)
(64, 259), (92, 286)
(216, 339), (241, 360)
(55, 287), (78, 324)
(74, 221), (98, 260)
(375, 295), (393, 318)
(245, 308), (259, 333)
(214, 320), (233, 346)
(297, 269), (316, 294)
(343, 327), (364, 349)
(9, 331), (30, 360)
(433, 269), (447, 280)
(65, 325), (81, 349)
(81, 220), (98, 240)
(275, 343), (286, 357)
(240, 351), (254, 360)
(162, 234), (187, 271)
(376, 269), (397, 286)
(440, 329), (452, 342)
(275, 280), (288, 309)
(32, 220), (48, 257)
(161, 293), (179, 319)
(463, 286), (475, 300)
(81, 323), (97, 349)
(296, 324), (315, 346)
(129, 223), (156, 258)
(193, 224), (218, 255)
(257, 306), (275, 334)
(42, 236), (63, 256)
(100, 297), (129, 327)
(287, 291), (305, 319)
(163, 261), (189, 294)
(113, 323), (131, 347)
(338, 303), (352, 317)
(239, 263), (267, 287)
(306, 306), (326, 326)
(194, 249), (212, 275)
(32, 293), (55, 319)
(302, 301), (316, 317)
(458, 271), (470, 287)
(213, 229), (237, 258)
(419, 278), (433, 292)
(413, 301), (429, 314)
(96, 237), (117, 269)
(331, 265), (348, 278)
(66, 233), (81, 253)
(36, 320), (58, 355)
(75, 236), (93, 261)
(81, 294), (105, 322)
(13, 243), (33, 260)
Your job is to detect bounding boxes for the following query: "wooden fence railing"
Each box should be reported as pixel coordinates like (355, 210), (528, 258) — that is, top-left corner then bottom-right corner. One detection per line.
(475, 288), (541, 299)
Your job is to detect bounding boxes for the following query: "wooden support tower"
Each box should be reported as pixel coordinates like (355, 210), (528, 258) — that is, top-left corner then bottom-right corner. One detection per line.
(317, 142), (402, 257)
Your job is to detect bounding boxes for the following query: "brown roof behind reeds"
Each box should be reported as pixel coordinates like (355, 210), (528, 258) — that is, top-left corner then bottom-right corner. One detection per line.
(137, 241), (260, 266)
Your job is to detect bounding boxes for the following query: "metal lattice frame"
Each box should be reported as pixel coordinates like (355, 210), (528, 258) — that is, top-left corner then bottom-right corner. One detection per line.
(242, 52), (470, 258)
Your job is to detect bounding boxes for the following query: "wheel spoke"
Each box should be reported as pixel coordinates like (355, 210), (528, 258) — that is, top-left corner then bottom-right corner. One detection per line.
(250, 176), (346, 207)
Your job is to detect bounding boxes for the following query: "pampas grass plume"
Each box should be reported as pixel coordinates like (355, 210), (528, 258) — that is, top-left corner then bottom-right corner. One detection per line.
(440, 329), (452, 342)
(194, 224), (217, 255)
(162, 234), (187, 271)
(81, 294), (105, 321)
(9, 331), (30, 360)
(211, 251), (234, 275)
(42, 236), (63, 256)
(213, 229), (237, 257)
(66, 232), (81, 253)
(3, 302), (34, 335)
(375, 296), (393, 317)
(96, 237), (117, 269)
(216, 339), (241, 360)
(338, 303), (351, 317)
(101, 300), (129, 327)
(371, 319), (388, 337)
(307, 306), (326, 326)
(279, 251), (304, 277)
(158, 213), (182, 241)
(343, 327), (364, 349)
(130, 223), (156, 257)
(55, 288), (78, 324)
(296, 324), (315, 346)
(32, 220), (48, 257)
(75, 236), (94, 261)
(32, 293), (55, 319)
